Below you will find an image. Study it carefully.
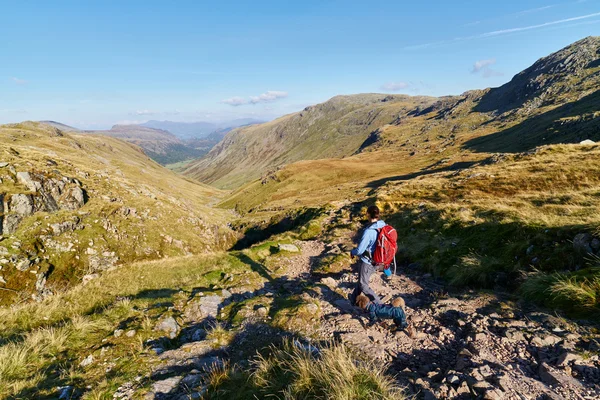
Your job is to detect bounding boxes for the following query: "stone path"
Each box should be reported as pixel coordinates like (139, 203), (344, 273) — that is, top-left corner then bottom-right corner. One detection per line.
(136, 240), (599, 399)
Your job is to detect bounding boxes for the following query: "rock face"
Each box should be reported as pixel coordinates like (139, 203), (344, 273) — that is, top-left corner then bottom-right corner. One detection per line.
(0, 166), (87, 235)
(477, 36), (600, 114)
(155, 316), (180, 339)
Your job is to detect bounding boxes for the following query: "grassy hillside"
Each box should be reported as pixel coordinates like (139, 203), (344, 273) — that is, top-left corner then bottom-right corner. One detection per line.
(219, 38), (600, 215)
(0, 122), (234, 305)
(217, 38), (600, 318)
(183, 94), (437, 189)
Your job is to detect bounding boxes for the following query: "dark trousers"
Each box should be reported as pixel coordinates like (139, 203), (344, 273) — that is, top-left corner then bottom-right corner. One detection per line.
(351, 261), (382, 305)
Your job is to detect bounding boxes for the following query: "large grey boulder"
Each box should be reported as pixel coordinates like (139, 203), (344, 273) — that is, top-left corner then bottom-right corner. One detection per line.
(60, 187), (86, 210)
(573, 233), (594, 256)
(278, 243), (300, 252)
(3, 215), (23, 235)
(16, 172), (42, 192)
(199, 295), (222, 318)
(9, 194), (34, 216)
(155, 316), (180, 339)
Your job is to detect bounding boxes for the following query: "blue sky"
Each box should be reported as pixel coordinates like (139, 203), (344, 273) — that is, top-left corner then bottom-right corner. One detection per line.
(1, 0), (599, 129)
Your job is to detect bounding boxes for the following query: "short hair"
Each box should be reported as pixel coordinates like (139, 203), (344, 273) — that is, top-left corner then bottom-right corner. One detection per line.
(356, 293), (370, 309)
(367, 205), (380, 219)
(392, 297), (405, 308)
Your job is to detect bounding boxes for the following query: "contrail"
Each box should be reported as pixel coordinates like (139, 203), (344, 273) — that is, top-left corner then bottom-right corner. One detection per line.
(406, 11), (600, 50)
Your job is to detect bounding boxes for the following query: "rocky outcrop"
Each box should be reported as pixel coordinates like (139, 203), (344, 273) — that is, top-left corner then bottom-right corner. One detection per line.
(0, 164), (87, 235)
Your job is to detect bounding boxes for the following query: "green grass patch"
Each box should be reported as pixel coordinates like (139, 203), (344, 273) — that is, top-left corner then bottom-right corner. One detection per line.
(203, 340), (405, 400)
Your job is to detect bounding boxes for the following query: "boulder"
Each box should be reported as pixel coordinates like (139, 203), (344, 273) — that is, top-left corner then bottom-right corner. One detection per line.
(556, 352), (583, 367)
(320, 277), (337, 288)
(199, 295), (222, 318)
(16, 172), (42, 192)
(580, 139), (596, 145)
(278, 243), (300, 252)
(538, 362), (584, 389)
(573, 233), (594, 256)
(531, 334), (561, 347)
(256, 306), (268, 317)
(15, 259), (31, 271)
(155, 316), (179, 339)
(79, 355), (94, 368)
(150, 376), (182, 396)
(3, 214), (22, 235)
(82, 274), (99, 285)
(60, 187), (86, 210)
(9, 194), (34, 216)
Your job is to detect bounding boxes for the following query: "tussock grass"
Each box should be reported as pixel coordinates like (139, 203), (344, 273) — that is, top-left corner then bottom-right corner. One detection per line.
(0, 252), (266, 398)
(522, 268), (600, 315)
(0, 316), (112, 397)
(204, 340), (404, 400)
(206, 322), (235, 348)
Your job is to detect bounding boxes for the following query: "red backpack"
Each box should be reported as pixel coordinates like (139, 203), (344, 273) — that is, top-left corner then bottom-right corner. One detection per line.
(373, 225), (398, 268)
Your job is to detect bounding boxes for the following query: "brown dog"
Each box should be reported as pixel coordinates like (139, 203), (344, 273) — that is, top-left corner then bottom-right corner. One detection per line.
(355, 293), (405, 310)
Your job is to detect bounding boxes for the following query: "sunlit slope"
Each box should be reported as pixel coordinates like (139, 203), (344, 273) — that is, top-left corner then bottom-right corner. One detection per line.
(0, 122), (234, 304)
(183, 94), (436, 189)
(220, 37), (600, 214)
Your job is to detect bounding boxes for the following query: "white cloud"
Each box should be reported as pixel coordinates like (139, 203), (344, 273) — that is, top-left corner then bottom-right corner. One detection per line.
(222, 91), (288, 106)
(249, 91), (288, 104)
(380, 82), (410, 91)
(472, 59), (496, 73)
(115, 119), (148, 125)
(472, 58), (503, 78)
(222, 96), (248, 106)
(133, 110), (156, 116)
(11, 77), (27, 85)
(0, 108), (27, 114)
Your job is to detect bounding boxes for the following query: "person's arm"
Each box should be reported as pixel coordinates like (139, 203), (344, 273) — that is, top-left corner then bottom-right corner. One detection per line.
(351, 228), (374, 257)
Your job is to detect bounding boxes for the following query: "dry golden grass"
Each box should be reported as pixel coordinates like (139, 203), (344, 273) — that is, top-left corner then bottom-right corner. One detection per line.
(204, 340), (405, 400)
(0, 122), (236, 304)
(0, 251), (267, 398)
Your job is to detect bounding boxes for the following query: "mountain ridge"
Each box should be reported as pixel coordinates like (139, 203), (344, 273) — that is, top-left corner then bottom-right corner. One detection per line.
(184, 93), (437, 189)
(186, 37), (600, 191)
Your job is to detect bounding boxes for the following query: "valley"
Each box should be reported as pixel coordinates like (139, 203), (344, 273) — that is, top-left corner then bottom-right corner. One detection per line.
(1, 37), (600, 400)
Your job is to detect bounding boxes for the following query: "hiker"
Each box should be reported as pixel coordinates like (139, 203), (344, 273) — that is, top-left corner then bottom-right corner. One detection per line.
(349, 205), (387, 304)
(355, 293), (415, 337)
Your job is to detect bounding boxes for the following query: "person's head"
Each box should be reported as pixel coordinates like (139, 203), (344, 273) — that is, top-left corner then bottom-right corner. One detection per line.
(366, 205), (380, 222)
(355, 293), (371, 309)
(392, 296), (405, 309)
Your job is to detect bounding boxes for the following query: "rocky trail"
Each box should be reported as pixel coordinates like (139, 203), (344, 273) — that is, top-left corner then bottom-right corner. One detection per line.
(133, 240), (598, 400)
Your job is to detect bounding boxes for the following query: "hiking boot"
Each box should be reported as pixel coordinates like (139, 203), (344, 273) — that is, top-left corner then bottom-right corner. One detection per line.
(405, 324), (417, 339)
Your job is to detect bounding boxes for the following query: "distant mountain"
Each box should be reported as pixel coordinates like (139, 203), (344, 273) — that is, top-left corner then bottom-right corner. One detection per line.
(183, 94), (436, 189)
(185, 37), (600, 190)
(140, 121), (218, 139)
(141, 119), (264, 139)
(83, 125), (205, 165)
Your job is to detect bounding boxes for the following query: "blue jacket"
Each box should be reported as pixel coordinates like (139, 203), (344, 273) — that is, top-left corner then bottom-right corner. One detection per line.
(351, 220), (386, 264)
(366, 303), (408, 328)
